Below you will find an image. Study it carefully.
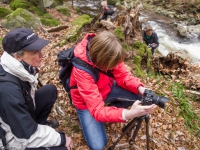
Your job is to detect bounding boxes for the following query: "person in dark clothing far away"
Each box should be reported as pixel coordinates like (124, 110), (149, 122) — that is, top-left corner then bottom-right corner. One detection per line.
(0, 28), (73, 150)
(142, 25), (159, 55)
(99, 1), (116, 21)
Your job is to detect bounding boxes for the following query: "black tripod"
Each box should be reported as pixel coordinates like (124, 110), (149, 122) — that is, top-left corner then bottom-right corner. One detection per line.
(108, 114), (150, 150)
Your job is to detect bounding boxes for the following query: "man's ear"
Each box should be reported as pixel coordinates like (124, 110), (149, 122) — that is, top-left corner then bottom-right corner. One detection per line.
(13, 53), (22, 61)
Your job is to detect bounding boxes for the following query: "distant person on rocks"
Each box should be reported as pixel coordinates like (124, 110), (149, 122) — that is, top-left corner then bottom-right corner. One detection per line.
(99, 1), (116, 21)
(69, 31), (157, 150)
(0, 28), (73, 150)
(142, 25), (159, 55)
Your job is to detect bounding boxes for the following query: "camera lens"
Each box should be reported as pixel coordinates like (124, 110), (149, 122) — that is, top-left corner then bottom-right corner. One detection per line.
(153, 95), (169, 109)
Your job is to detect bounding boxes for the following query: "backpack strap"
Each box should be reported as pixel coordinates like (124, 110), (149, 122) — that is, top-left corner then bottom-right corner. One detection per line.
(72, 57), (114, 82)
(72, 57), (100, 82)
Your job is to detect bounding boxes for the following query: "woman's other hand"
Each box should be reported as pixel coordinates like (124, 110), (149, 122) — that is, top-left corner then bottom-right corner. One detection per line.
(65, 135), (73, 150)
(138, 86), (147, 95)
(124, 100), (157, 120)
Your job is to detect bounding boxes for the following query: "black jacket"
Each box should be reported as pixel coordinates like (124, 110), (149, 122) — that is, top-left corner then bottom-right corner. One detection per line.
(0, 65), (64, 149)
(100, 7), (115, 21)
(142, 31), (159, 49)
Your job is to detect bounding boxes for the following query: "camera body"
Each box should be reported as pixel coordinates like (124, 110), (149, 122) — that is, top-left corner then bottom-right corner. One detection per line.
(148, 44), (154, 48)
(148, 44), (153, 48)
(141, 89), (169, 109)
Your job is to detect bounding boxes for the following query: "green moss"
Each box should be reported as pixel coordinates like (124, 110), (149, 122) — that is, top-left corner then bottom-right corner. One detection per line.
(57, 8), (71, 16)
(42, 13), (53, 19)
(10, 0), (30, 11)
(107, 0), (116, 5)
(30, 6), (45, 16)
(0, 7), (12, 18)
(133, 40), (143, 49)
(72, 14), (92, 26)
(11, 8), (32, 21)
(51, 0), (63, 7)
(138, 47), (145, 56)
(135, 65), (145, 77)
(114, 26), (124, 41)
(134, 55), (142, 67)
(0, 37), (3, 44)
(40, 18), (60, 27)
(122, 43), (132, 51)
(10, 0), (45, 16)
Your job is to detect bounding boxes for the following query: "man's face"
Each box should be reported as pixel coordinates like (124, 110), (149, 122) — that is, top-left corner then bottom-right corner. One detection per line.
(146, 30), (153, 36)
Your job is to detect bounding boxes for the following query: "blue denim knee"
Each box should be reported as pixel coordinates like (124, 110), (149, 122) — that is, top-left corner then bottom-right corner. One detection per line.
(76, 109), (107, 150)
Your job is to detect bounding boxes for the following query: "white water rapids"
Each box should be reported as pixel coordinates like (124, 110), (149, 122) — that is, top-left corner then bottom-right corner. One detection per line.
(141, 16), (200, 66)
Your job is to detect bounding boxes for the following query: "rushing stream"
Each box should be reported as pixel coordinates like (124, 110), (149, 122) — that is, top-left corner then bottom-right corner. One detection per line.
(64, 0), (200, 65)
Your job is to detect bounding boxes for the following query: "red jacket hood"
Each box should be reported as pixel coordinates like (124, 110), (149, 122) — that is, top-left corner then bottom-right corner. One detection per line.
(74, 33), (96, 67)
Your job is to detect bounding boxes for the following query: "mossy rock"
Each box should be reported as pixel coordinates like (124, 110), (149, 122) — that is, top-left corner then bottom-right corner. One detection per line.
(51, 0), (63, 8)
(132, 40), (154, 76)
(0, 7), (12, 19)
(114, 26), (124, 41)
(10, 0), (45, 16)
(56, 7), (71, 17)
(60, 15), (92, 46)
(40, 18), (60, 27)
(60, 25), (81, 46)
(1, 8), (42, 29)
(29, 6), (45, 16)
(71, 14), (92, 26)
(10, 0), (30, 10)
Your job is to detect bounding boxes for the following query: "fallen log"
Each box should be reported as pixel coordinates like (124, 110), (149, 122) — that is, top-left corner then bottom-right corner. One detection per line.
(47, 25), (69, 32)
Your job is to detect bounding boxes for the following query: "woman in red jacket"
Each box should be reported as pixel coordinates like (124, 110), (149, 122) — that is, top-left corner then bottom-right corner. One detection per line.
(70, 31), (156, 150)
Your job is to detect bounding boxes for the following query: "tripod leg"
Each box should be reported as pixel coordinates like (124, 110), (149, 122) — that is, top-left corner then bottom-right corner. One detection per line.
(129, 117), (143, 145)
(145, 115), (150, 150)
(108, 118), (139, 150)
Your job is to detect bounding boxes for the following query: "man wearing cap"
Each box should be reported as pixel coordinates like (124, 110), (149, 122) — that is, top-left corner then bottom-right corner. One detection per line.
(0, 28), (73, 150)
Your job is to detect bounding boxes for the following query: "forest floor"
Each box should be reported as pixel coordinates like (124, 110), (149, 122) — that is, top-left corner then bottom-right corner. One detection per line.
(0, 2), (199, 150)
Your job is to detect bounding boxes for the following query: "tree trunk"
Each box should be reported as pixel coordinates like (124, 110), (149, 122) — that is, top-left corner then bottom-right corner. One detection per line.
(117, 4), (142, 44)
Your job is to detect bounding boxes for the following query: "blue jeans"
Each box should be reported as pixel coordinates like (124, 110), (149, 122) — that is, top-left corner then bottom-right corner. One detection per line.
(76, 82), (142, 150)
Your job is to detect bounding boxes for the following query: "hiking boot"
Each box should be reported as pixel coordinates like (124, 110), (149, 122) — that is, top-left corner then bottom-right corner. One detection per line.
(46, 119), (59, 129)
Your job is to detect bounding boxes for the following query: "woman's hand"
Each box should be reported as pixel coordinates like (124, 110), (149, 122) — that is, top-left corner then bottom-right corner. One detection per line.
(124, 100), (157, 120)
(65, 135), (73, 150)
(138, 86), (146, 95)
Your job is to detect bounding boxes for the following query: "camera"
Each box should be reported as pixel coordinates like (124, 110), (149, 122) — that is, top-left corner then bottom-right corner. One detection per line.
(141, 89), (169, 109)
(148, 44), (153, 48)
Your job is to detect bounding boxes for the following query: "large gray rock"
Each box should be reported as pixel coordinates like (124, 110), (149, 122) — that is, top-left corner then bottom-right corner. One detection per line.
(177, 24), (200, 38)
(43, 0), (54, 7)
(1, 8), (42, 30)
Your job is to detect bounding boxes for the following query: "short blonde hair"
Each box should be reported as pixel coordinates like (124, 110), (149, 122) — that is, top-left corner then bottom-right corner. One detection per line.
(90, 31), (125, 70)
(144, 25), (153, 32)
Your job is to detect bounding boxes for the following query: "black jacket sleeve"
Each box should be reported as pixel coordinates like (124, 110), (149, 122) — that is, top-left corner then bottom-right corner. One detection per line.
(104, 9), (115, 15)
(0, 82), (37, 139)
(152, 32), (159, 49)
